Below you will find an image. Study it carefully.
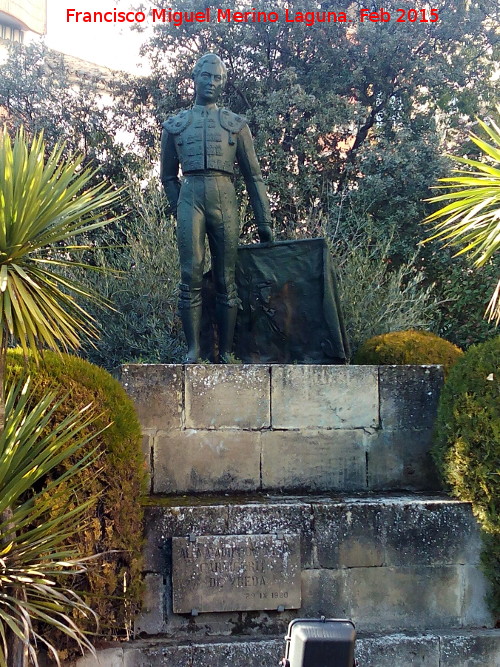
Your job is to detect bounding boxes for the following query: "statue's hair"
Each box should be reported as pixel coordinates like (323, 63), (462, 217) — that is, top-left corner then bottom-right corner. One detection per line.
(192, 53), (227, 85)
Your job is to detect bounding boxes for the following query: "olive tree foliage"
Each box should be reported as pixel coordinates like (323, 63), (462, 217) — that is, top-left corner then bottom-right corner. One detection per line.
(0, 41), (144, 187)
(115, 0), (498, 351)
(135, 0), (499, 250)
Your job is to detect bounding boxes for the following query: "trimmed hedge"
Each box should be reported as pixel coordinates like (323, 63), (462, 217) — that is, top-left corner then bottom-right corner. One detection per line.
(6, 350), (146, 658)
(353, 329), (463, 377)
(432, 336), (500, 619)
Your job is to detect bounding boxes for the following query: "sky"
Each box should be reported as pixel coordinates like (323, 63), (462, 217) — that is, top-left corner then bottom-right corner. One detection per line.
(27, 0), (150, 73)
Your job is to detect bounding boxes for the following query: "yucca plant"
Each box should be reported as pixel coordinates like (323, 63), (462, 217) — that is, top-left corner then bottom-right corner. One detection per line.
(423, 115), (500, 324)
(0, 127), (123, 665)
(0, 378), (107, 666)
(0, 127), (122, 397)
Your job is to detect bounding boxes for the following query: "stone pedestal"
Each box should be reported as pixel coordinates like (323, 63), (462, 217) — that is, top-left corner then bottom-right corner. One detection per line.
(74, 364), (499, 667)
(119, 364), (443, 495)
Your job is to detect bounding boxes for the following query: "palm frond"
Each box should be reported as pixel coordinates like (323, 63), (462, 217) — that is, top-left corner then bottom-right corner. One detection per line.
(423, 115), (500, 324)
(0, 127), (125, 354)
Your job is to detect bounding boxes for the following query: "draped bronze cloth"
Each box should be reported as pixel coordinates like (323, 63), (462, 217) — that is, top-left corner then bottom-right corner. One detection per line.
(201, 238), (349, 364)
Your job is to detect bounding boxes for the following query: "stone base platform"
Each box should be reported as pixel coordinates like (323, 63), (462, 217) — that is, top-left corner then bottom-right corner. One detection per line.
(75, 629), (500, 667)
(136, 494), (492, 640)
(119, 364), (445, 495)
(96, 365), (500, 667)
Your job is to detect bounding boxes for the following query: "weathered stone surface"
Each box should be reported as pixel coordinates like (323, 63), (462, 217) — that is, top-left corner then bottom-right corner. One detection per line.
(379, 365), (443, 431)
(461, 564), (494, 627)
(143, 504), (229, 573)
(73, 648), (124, 667)
(161, 591), (250, 639)
(366, 429), (440, 491)
(72, 630), (500, 667)
(228, 501), (314, 567)
(300, 569), (349, 618)
(355, 634), (440, 667)
(172, 534), (301, 613)
(134, 574), (166, 636)
(185, 364), (270, 429)
(153, 430), (261, 493)
(141, 435), (152, 492)
(345, 565), (463, 631)
(314, 501), (386, 569)
(440, 630), (500, 667)
(123, 643), (193, 667)
(382, 500), (482, 567)
(300, 566), (467, 632)
(271, 365), (379, 429)
(311, 498), (482, 571)
(261, 430), (366, 492)
(190, 639), (283, 667)
(119, 364), (183, 430)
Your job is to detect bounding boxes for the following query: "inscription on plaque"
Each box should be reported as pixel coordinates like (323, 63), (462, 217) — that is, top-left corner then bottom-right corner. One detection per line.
(172, 534), (301, 613)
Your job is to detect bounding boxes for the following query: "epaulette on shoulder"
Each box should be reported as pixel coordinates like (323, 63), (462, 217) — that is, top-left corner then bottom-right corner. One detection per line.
(162, 109), (192, 135)
(219, 108), (246, 133)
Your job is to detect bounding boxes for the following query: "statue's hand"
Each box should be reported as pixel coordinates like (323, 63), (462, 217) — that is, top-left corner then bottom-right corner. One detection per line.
(258, 223), (273, 243)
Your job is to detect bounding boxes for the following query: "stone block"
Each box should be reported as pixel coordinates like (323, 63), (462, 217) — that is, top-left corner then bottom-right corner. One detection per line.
(314, 501), (386, 569)
(300, 569), (350, 618)
(153, 430), (261, 493)
(314, 498), (481, 570)
(141, 435), (152, 492)
(119, 364), (183, 430)
(366, 429), (440, 491)
(379, 365), (443, 431)
(382, 499), (482, 567)
(74, 648), (124, 667)
(461, 565), (494, 627)
(134, 573), (167, 636)
(261, 430), (366, 492)
(227, 500), (315, 567)
(76, 631), (500, 667)
(271, 365), (379, 429)
(143, 504), (229, 573)
(123, 644), (193, 667)
(191, 638), (283, 667)
(345, 565), (463, 631)
(162, 594), (247, 639)
(355, 634), (440, 667)
(185, 364), (270, 429)
(440, 630), (500, 667)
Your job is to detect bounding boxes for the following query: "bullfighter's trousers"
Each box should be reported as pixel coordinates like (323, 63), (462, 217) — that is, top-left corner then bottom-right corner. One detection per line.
(176, 173), (240, 310)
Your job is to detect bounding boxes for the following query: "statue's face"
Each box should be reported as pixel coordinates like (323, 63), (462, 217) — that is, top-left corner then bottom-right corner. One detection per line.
(194, 61), (225, 105)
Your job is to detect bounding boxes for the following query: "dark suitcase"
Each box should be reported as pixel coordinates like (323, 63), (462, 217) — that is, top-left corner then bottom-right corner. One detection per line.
(281, 617), (356, 667)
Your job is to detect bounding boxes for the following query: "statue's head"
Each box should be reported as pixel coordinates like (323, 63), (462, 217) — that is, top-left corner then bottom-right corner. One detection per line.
(193, 53), (227, 105)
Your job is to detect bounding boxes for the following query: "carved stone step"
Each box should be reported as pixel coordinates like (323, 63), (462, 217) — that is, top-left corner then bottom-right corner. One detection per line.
(74, 629), (500, 667)
(138, 495), (492, 638)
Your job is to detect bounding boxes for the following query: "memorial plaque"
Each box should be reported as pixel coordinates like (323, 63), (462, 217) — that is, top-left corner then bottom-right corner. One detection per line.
(172, 534), (301, 614)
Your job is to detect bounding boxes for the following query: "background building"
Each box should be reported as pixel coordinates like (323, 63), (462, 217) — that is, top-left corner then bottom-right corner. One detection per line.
(0, 0), (46, 42)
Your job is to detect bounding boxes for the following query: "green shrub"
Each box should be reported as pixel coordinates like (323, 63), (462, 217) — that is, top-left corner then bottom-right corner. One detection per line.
(427, 252), (500, 350)
(70, 179), (185, 369)
(6, 350), (146, 658)
(432, 336), (500, 617)
(353, 329), (463, 378)
(324, 216), (439, 356)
